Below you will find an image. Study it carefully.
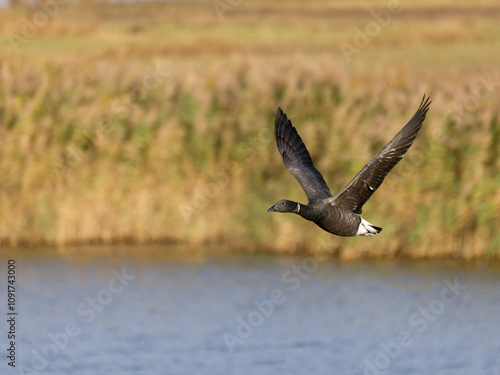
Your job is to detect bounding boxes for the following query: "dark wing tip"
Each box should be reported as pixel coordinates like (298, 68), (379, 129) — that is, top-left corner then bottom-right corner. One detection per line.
(274, 107), (307, 163)
(400, 94), (431, 137)
(419, 94), (432, 114)
(275, 107), (291, 133)
(276, 106), (285, 121)
(409, 94), (432, 133)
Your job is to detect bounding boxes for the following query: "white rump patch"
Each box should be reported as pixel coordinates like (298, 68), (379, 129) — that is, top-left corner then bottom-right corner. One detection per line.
(356, 218), (379, 236)
(296, 203), (301, 213)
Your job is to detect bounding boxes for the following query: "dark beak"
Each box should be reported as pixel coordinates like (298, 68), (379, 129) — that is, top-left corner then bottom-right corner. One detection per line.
(267, 205), (277, 212)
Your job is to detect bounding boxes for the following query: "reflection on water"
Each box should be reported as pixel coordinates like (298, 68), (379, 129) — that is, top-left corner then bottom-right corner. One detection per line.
(1, 246), (500, 375)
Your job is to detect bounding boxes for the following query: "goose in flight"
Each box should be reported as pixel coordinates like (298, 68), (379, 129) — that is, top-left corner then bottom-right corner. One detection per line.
(268, 95), (431, 236)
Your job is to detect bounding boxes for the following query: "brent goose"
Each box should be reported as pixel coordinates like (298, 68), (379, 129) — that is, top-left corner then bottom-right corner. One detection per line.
(268, 95), (431, 236)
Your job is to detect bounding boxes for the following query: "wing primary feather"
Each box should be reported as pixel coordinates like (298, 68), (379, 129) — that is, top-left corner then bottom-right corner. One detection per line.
(329, 95), (431, 214)
(274, 107), (332, 203)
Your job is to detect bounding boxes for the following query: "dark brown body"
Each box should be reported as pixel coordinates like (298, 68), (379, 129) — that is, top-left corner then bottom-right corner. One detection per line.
(296, 201), (363, 237)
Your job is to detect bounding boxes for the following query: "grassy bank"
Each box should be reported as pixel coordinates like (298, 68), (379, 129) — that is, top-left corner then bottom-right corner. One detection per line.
(0, 1), (499, 260)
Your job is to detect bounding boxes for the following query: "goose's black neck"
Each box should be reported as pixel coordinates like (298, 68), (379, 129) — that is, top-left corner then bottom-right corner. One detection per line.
(295, 201), (326, 223)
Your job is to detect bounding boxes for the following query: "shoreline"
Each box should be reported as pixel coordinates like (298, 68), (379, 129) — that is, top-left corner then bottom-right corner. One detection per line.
(3, 239), (499, 263)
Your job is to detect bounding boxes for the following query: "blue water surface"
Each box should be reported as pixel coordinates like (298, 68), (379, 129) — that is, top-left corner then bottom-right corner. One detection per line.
(1, 246), (499, 375)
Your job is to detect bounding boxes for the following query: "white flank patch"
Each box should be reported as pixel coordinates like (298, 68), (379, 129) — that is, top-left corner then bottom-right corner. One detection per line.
(356, 218), (378, 236)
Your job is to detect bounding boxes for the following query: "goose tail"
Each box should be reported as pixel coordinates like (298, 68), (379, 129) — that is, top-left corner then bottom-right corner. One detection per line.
(356, 218), (383, 236)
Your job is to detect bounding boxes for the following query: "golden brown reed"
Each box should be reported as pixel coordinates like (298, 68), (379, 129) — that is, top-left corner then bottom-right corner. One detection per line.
(0, 1), (499, 260)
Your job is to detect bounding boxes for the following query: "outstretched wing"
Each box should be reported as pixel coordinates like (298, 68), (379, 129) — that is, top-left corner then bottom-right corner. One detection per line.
(275, 107), (332, 203)
(329, 95), (432, 214)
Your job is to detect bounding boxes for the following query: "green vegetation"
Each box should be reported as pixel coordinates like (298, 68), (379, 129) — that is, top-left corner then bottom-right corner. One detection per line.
(0, 0), (499, 260)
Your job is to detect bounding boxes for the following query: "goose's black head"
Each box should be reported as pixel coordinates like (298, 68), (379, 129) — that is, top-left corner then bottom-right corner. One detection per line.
(268, 200), (299, 213)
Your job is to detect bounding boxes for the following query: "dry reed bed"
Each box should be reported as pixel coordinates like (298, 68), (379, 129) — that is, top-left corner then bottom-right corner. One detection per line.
(0, 54), (498, 260)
